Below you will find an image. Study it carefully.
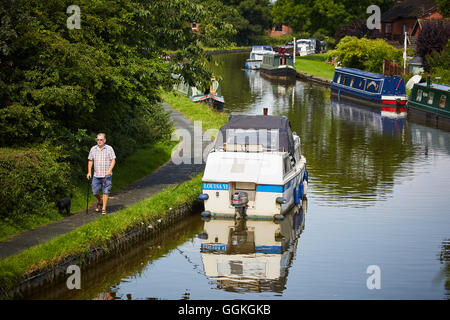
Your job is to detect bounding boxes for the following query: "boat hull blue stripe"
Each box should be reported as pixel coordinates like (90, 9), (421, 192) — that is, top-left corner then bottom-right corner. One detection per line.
(256, 185), (284, 193)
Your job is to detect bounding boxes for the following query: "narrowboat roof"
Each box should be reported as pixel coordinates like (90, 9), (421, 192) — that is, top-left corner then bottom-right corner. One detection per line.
(415, 82), (450, 92)
(335, 67), (397, 79)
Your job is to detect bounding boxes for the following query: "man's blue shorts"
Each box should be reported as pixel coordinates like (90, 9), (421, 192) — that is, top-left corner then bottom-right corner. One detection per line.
(92, 175), (112, 195)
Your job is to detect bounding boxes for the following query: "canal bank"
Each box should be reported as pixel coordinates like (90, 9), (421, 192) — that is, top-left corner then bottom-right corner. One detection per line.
(0, 101), (218, 299)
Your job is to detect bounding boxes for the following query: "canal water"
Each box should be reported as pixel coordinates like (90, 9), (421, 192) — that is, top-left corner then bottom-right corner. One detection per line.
(29, 53), (449, 300)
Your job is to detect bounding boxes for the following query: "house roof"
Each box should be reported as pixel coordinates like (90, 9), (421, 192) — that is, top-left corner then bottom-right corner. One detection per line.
(407, 56), (423, 65)
(381, 0), (437, 22)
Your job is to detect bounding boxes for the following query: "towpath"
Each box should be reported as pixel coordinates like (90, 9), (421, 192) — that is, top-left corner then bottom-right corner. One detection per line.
(0, 103), (210, 260)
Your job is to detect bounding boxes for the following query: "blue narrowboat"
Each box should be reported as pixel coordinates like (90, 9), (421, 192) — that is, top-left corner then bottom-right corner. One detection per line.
(330, 67), (407, 115)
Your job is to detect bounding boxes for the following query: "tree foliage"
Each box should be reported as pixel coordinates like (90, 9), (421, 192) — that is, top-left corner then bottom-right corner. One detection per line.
(427, 42), (450, 84)
(219, 0), (273, 45)
(272, 0), (395, 37)
(0, 0), (234, 174)
(436, 0), (450, 17)
(326, 36), (403, 73)
(416, 20), (450, 70)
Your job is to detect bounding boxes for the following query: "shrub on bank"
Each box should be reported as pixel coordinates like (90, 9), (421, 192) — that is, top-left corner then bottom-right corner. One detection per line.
(326, 36), (403, 73)
(0, 145), (71, 224)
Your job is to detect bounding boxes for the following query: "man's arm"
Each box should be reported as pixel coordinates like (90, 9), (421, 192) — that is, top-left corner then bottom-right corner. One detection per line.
(87, 160), (93, 179)
(106, 159), (116, 176)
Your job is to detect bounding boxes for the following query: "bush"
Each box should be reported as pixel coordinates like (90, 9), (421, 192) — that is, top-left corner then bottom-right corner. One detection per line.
(326, 36), (403, 73)
(427, 41), (450, 84)
(416, 20), (450, 69)
(0, 144), (71, 223)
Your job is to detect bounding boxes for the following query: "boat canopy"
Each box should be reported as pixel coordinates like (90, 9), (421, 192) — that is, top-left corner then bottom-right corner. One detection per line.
(214, 115), (295, 156)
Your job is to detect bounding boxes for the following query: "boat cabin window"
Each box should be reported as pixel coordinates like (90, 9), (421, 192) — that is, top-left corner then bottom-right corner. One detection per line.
(427, 92), (434, 105)
(283, 155), (293, 175)
(336, 74), (341, 83)
(359, 79), (364, 89)
(350, 77), (354, 87)
(342, 76), (347, 85)
(416, 89), (423, 102)
(366, 80), (380, 93)
(440, 95), (447, 109)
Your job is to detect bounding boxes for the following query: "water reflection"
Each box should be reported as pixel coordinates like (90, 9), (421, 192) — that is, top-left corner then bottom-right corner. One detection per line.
(199, 203), (306, 293)
(331, 99), (406, 136)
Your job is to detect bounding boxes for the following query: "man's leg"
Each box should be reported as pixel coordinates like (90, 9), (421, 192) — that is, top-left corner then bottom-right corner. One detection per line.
(92, 177), (103, 212)
(102, 194), (109, 212)
(102, 175), (112, 213)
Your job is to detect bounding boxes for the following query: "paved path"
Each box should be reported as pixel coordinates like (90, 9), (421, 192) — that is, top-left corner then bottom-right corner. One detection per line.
(0, 103), (210, 260)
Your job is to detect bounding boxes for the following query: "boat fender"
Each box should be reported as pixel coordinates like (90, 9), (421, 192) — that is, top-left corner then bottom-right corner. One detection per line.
(274, 214), (284, 221)
(201, 211), (211, 217)
(199, 194), (209, 200)
(338, 90), (341, 101)
(276, 197), (287, 204)
(302, 180), (308, 197)
(304, 169), (309, 183)
(294, 185), (301, 205)
(300, 182), (304, 201)
(197, 232), (208, 240)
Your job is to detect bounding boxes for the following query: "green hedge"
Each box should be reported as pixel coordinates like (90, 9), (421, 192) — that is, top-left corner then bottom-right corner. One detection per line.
(0, 145), (71, 223)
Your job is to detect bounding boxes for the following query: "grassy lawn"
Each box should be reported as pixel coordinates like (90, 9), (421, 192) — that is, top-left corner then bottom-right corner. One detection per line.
(160, 90), (229, 135)
(0, 140), (177, 243)
(295, 54), (335, 80)
(0, 174), (202, 298)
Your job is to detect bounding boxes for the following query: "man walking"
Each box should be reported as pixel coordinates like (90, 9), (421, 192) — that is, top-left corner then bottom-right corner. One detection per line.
(87, 133), (116, 215)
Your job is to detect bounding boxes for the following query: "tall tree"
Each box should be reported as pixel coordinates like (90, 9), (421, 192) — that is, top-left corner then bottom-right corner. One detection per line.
(221, 0), (273, 44)
(272, 0), (395, 37)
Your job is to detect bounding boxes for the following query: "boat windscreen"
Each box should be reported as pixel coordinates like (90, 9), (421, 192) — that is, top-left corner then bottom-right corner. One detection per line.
(214, 129), (281, 152)
(215, 115), (296, 156)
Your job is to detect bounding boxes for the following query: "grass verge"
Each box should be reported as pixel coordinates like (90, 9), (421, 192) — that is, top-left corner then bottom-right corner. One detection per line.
(160, 90), (229, 134)
(0, 173), (202, 298)
(295, 54), (335, 80)
(0, 140), (177, 243)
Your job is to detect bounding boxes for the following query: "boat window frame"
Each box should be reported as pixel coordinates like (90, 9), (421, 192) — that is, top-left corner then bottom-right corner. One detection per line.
(283, 154), (293, 176)
(439, 95), (446, 109)
(416, 89), (423, 102)
(427, 91), (434, 105)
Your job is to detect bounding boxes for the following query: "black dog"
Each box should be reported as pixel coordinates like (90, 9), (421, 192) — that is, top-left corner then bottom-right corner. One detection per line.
(56, 193), (73, 216)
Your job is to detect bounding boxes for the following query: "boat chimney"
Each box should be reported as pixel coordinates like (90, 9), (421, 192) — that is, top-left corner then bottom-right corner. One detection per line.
(263, 108), (268, 115)
(427, 74), (431, 86)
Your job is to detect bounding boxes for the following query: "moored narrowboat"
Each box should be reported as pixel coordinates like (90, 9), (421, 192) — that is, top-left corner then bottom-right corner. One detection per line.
(173, 75), (225, 110)
(330, 67), (407, 115)
(407, 78), (450, 125)
(260, 52), (296, 80)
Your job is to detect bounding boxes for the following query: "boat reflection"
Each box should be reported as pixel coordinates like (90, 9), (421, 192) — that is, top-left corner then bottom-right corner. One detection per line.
(243, 69), (296, 115)
(330, 97), (406, 136)
(199, 202), (307, 293)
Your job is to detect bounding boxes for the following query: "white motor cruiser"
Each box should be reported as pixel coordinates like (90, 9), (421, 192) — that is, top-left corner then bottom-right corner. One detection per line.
(199, 112), (308, 220)
(244, 46), (274, 70)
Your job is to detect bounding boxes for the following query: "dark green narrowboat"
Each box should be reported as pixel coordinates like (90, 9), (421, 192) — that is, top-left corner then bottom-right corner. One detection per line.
(408, 79), (450, 127)
(260, 52), (296, 80)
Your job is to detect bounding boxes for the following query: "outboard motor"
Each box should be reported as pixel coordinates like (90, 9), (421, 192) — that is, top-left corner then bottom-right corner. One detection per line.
(231, 191), (248, 218)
